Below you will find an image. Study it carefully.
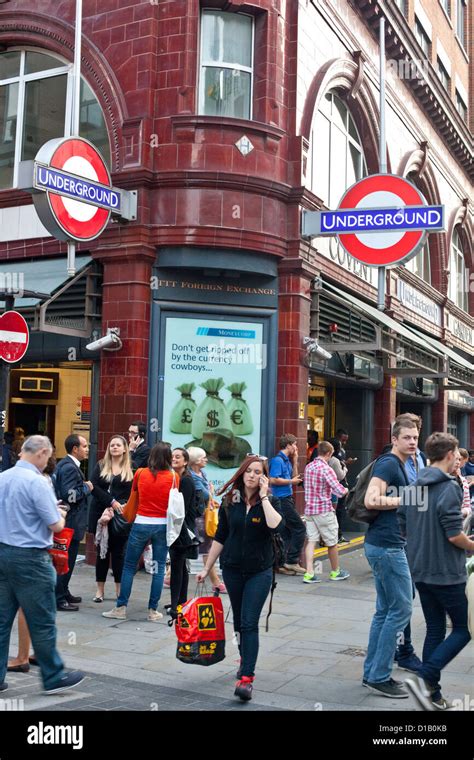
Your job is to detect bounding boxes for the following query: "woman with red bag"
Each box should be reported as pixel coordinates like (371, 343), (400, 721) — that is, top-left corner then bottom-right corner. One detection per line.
(196, 455), (283, 701)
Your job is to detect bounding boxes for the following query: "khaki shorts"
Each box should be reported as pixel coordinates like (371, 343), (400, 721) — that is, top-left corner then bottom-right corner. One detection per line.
(305, 511), (338, 547)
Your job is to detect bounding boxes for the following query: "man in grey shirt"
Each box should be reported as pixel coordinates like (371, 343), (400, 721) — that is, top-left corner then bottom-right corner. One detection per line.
(398, 432), (474, 711)
(0, 435), (84, 694)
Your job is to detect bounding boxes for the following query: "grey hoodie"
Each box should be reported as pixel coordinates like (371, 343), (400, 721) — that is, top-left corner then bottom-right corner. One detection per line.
(398, 467), (465, 585)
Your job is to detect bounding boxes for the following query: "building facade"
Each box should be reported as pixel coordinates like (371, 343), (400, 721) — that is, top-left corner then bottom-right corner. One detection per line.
(0, 0), (472, 493)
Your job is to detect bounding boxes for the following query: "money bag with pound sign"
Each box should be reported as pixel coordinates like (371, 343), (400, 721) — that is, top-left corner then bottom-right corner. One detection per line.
(169, 383), (197, 434)
(191, 378), (232, 440)
(226, 382), (253, 436)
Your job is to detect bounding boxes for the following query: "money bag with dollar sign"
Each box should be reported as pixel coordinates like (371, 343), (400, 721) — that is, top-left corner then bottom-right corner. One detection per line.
(191, 378), (232, 440)
(226, 382), (253, 435)
(169, 383), (197, 434)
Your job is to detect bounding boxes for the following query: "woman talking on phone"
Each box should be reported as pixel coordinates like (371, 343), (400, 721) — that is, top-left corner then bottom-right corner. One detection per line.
(196, 455), (283, 702)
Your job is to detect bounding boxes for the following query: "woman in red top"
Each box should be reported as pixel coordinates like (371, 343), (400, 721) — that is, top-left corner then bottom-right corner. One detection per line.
(103, 443), (178, 622)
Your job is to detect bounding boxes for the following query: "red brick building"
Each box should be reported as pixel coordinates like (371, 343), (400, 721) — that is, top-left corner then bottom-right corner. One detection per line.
(0, 0), (472, 500)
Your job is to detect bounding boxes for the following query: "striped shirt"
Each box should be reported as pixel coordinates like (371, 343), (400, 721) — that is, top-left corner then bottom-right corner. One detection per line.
(304, 458), (347, 516)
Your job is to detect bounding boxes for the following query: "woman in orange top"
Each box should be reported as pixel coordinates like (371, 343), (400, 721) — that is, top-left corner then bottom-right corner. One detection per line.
(103, 443), (178, 622)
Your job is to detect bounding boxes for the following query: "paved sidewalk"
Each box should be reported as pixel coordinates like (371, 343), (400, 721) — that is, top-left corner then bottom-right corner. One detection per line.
(4, 548), (473, 711)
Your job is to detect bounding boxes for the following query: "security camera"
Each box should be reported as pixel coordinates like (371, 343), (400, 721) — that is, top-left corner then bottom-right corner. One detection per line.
(303, 337), (332, 361)
(86, 329), (122, 352)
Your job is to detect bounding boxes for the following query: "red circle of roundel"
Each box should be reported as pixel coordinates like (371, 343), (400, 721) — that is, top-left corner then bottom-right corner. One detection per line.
(337, 174), (425, 266)
(48, 138), (111, 241)
(0, 311), (29, 364)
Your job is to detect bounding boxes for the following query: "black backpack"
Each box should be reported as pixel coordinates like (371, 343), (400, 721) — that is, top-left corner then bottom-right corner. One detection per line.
(346, 454), (409, 524)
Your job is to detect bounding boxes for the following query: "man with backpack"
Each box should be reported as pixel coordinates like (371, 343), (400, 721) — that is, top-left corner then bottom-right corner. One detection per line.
(399, 433), (473, 710)
(269, 434), (306, 575)
(361, 417), (419, 698)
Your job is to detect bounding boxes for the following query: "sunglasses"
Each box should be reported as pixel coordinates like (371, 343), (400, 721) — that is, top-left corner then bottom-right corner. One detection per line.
(246, 454), (268, 461)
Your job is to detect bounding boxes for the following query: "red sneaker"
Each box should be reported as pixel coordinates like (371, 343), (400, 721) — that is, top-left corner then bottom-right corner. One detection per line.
(234, 676), (254, 701)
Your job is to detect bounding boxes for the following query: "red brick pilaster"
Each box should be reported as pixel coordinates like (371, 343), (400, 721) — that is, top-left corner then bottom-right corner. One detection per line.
(374, 375), (397, 454)
(94, 247), (155, 458)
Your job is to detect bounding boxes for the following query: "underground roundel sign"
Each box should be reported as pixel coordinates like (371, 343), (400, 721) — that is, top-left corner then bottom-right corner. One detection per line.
(32, 137), (120, 242)
(311, 174), (444, 268)
(0, 311), (29, 364)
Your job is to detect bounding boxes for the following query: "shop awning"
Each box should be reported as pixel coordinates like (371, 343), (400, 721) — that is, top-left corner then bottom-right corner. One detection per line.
(404, 325), (474, 390)
(0, 256), (92, 308)
(0, 256), (101, 338)
(317, 281), (449, 378)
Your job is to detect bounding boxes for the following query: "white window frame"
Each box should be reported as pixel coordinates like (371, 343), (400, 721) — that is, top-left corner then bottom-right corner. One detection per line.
(0, 49), (72, 188)
(404, 241), (431, 283)
(198, 9), (254, 119)
(449, 228), (468, 311)
(307, 92), (367, 207)
(414, 19), (431, 55)
(456, 0), (467, 46)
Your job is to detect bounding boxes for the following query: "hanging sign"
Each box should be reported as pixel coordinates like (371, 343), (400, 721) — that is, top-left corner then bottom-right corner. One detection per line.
(302, 174), (444, 268)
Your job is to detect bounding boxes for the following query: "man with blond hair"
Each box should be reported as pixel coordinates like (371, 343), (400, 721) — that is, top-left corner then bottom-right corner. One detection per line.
(303, 440), (350, 584)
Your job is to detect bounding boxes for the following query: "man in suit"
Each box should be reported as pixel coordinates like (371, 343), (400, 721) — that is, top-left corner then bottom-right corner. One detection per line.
(53, 435), (93, 611)
(128, 421), (150, 471)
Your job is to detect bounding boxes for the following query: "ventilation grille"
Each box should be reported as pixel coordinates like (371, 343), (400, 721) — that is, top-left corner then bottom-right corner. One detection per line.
(311, 292), (377, 344)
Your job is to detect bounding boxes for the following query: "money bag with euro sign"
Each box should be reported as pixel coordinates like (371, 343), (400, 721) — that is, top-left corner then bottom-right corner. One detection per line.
(226, 382), (253, 436)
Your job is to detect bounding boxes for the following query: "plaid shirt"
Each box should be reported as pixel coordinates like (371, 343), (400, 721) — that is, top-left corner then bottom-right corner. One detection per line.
(304, 458), (347, 515)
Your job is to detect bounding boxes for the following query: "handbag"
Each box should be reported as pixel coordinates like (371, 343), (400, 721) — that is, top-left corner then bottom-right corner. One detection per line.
(167, 472), (185, 547)
(122, 468), (145, 523)
(48, 527), (74, 574)
(175, 591), (225, 666)
(109, 512), (132, 538)
(204, 498), (220, 538)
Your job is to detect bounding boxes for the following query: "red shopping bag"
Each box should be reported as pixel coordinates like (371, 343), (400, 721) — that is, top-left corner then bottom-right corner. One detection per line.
(48, 528), (74, 575)
(175, 594), (225, 666)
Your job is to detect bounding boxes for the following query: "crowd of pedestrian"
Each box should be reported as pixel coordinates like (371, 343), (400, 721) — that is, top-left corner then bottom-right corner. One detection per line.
(0, 413), (472, 706)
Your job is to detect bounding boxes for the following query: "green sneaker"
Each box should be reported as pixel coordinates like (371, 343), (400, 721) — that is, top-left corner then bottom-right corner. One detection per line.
(329, 568), (350, 581)
(303, 573), (321, 584)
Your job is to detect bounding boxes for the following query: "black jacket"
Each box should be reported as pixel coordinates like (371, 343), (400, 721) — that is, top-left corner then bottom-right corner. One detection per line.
(170, 472), (199, 557)
(131, 443), (151, 470)
(88, 463), (133, 534)
(215, 493), (284, 574)
(53, 456), (90, 541)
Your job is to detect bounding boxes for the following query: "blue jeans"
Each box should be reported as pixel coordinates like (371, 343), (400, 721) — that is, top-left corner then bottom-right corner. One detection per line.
(117, 524), (167, 610)
(416, 581), (471, 701)
(0, 543), (65, 689)
(364, 543), (413, 683)
(223, 566), (273, 678)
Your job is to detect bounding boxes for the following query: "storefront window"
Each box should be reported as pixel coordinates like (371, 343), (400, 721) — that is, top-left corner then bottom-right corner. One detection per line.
(0, 49), (110, 190)
(308, 92), (367, 207)
(449, 228), (468, 311)
(199, 10), (253, 119)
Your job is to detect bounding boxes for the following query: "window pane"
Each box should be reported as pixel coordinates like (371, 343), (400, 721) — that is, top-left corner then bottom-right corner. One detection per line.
(0, 82), (18, 189)
(25, 52), (64, 75)
(312, 112), (330, 202)
(80, 80), (111, 168)
(348, 143), (362, 187)
(201, 66), (250, 118)
(0, 52), (21, 81)
(332, 95), (347, 133)
(21, 74), (67, 160)
(329, 126), (347, 207)
(202, 11), (252, 68)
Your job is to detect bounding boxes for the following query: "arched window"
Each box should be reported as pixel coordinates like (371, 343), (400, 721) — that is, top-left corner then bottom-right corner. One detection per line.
(308, 91), (367, 207)
(0, 49), (110, 190)
(449, 227), (468, 311)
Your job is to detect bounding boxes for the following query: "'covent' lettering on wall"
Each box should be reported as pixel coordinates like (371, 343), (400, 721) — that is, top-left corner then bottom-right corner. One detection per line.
(315, 238), (378, 286)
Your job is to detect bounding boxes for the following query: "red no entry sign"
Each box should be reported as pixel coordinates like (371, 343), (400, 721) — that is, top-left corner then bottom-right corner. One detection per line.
(0, 311), (30, 363)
